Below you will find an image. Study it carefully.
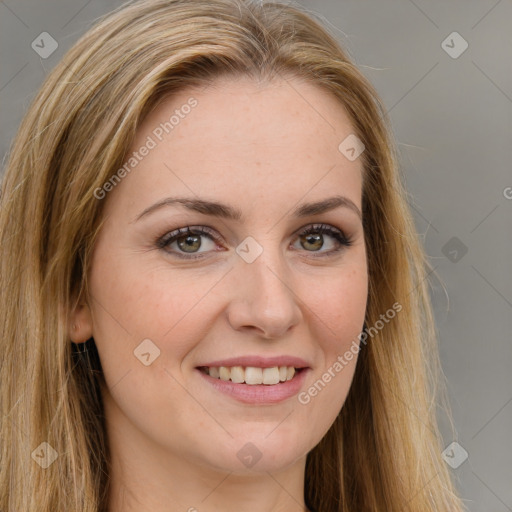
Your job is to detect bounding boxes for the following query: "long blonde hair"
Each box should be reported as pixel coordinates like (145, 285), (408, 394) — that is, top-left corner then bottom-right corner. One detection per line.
(0, 0), (466, 510)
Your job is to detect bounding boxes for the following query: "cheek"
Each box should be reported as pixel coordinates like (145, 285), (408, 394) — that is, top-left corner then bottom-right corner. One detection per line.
(308, 263), (368, 349)
(87, 248), (223, 375)
(297, 264), (367, 416)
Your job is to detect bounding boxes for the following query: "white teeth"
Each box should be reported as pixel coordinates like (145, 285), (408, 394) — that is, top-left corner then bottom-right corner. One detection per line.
(230, 366), (245, 384)
(206, 365), (297, 385)
(262, 367), (280, 385)
(219, 366), (230, 381)
(245, 367), (263, 385)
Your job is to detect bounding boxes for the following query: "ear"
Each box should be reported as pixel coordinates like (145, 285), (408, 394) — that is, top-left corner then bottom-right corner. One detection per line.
(69, 302), (93, 343)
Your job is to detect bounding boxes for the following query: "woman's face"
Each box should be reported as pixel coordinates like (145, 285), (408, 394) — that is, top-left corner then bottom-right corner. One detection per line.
(73, 76), (368, 476)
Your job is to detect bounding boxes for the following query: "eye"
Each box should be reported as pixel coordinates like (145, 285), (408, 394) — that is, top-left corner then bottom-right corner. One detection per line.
(156, 226), (221, 260)
(292, 223), (352, 256)
(156, 223), (352, 260)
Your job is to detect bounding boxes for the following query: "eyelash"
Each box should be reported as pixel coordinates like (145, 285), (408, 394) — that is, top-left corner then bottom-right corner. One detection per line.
(155, 223), (353, 260)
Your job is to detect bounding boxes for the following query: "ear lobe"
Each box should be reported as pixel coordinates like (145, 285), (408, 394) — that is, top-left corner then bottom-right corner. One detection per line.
(69, 303), (93, 343)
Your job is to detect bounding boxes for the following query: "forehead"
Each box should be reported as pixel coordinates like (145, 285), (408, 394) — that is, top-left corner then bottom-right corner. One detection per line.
(105, 76), (363, 218)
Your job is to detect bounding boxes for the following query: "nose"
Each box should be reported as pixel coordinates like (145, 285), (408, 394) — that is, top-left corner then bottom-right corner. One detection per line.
(225, 248), (303, 339)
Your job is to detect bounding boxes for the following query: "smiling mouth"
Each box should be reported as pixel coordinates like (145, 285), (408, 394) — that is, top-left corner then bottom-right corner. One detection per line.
(197, 365), (305, 385)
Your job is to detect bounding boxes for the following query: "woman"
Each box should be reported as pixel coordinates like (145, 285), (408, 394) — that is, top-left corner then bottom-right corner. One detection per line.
(0, 0), (467, 510)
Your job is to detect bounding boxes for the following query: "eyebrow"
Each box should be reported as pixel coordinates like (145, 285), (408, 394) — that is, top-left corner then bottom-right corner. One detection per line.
(132, 194), (362, 223)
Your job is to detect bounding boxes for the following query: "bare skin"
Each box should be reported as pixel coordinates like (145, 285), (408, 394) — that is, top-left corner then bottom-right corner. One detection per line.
(70, 75), (368, 512)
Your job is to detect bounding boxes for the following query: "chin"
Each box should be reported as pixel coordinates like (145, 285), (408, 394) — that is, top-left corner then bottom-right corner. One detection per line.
(195, 430), (311, 475)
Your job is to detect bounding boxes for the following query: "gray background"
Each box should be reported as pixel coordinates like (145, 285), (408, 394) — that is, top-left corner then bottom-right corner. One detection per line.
(1, 1), (511, 510)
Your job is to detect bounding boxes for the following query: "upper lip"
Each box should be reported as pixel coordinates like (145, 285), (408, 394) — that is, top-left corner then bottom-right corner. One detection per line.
(196, 355), (311, 369)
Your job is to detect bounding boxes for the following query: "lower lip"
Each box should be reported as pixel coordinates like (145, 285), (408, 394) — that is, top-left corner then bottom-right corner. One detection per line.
(196, 368), (310, 404)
